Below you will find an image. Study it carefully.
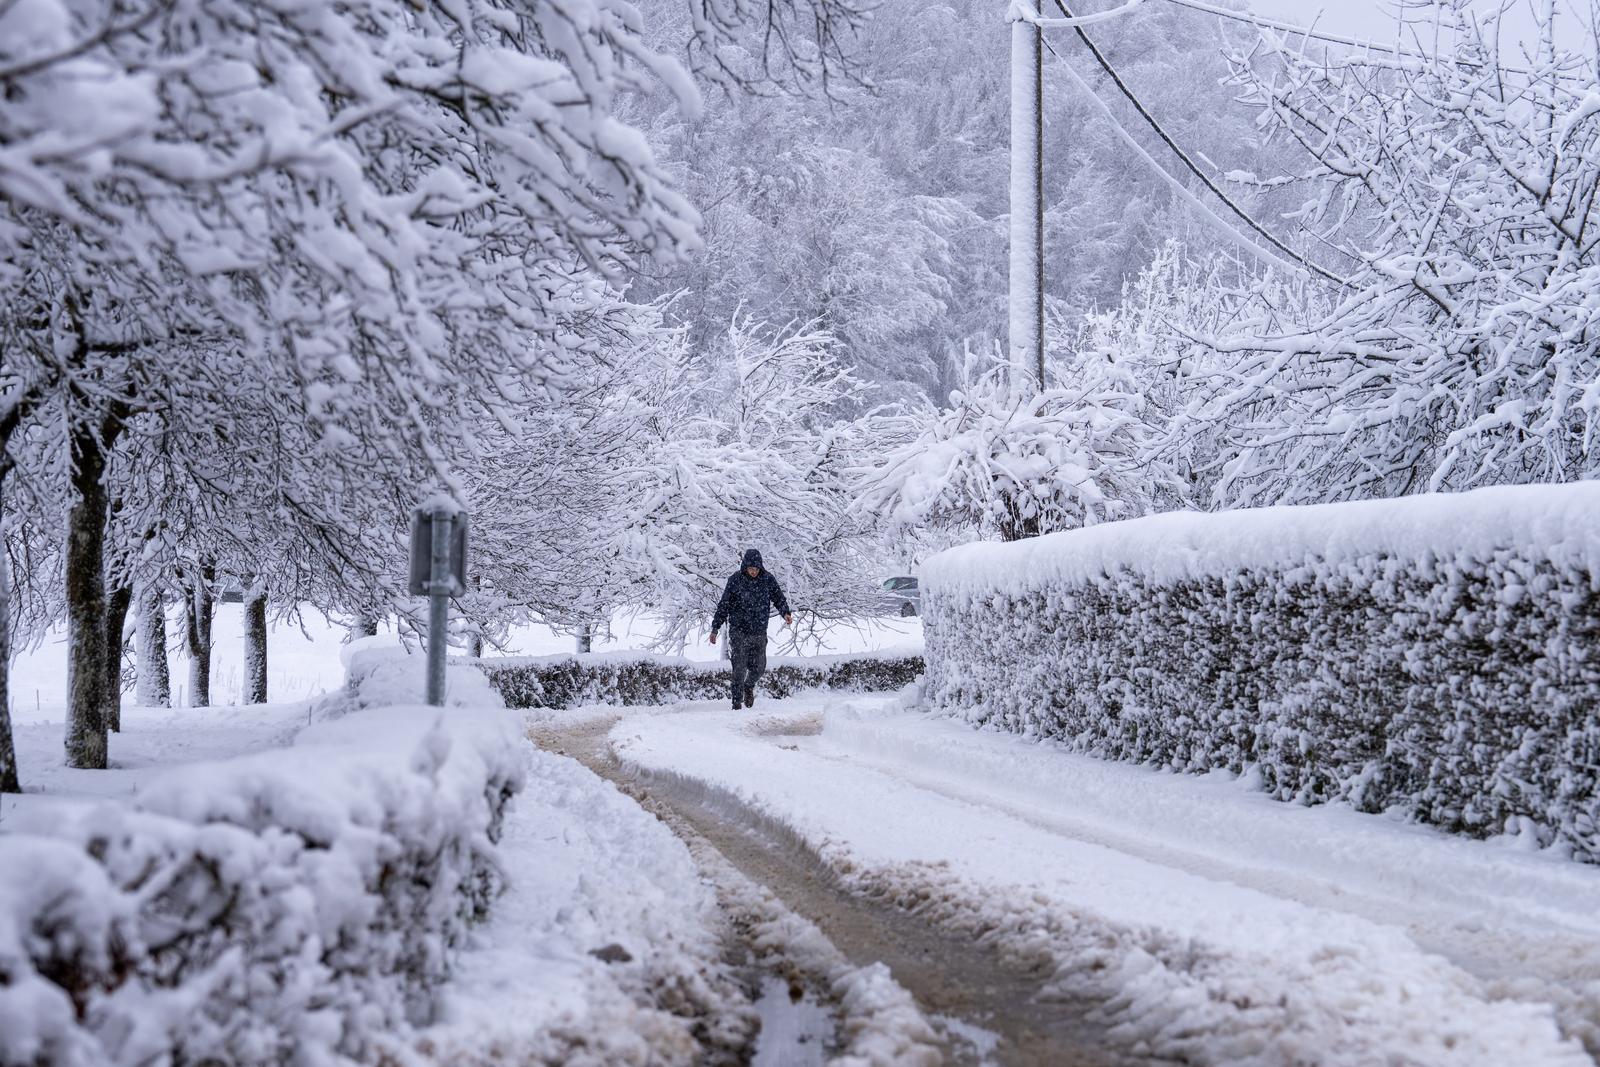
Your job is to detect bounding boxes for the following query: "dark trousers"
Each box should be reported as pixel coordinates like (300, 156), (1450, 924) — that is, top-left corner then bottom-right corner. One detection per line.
(729, 630), (768, 702)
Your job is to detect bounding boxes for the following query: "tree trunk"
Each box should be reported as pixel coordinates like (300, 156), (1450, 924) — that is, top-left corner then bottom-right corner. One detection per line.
(0, 550), (21, 793)
(0, 378), (45, 792)
(243, 591), (268, 704)
(184, 566), (214, 707)
(465, 575), (483, 658)
(998, 495), (1045, 542)
(104, 584), (132, 732)
(136, 588), (171, 707)
(576, 623), (593, 654)
(65, 420), (111, 770)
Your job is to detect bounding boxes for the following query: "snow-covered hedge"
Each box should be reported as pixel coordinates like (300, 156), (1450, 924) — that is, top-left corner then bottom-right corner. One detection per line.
(474, 649), (923, 709)
(921, 484), (1600, 861)
(0, 653), (524, 1066)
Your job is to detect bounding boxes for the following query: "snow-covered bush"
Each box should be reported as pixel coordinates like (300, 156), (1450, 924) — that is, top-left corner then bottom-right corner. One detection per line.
(855, 359), (1159, 542)
(921, 484), (1600, 861)
(0, 662), (525, 1065)
(475, 650), (922, 709)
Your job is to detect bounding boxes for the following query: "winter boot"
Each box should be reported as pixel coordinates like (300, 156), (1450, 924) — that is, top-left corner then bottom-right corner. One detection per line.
(731, 694), (743, 711)
(744, 687), (756, 709)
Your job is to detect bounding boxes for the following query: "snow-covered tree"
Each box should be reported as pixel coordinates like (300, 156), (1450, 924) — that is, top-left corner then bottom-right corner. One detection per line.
(1070, 239), (1329, 510)
(632, 0), (1305, 402)
(0, 549), (17, 793)
(468, 313), (879, 650)
(614, 315), (878, 645)
(1201, 0), (1600, 505)
(0, 0), (874, 771)
(632, 124), (955, 398)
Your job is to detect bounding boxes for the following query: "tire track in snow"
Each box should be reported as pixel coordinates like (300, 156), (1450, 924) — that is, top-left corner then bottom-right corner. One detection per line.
(803, 711), (1600, 1057)
(606, 700), (1596, 1067)
(533, 714), (1161, 1067)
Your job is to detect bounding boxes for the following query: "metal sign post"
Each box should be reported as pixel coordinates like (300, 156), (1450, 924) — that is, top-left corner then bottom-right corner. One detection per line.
(408, 505), (469, 707)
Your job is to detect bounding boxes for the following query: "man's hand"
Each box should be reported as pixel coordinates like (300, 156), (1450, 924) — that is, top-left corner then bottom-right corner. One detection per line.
(709, 630), (718, 645)
(783, 614), (794, 627)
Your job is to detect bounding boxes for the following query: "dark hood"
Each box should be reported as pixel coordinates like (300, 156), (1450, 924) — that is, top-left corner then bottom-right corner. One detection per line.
(740, 549), (764, 573)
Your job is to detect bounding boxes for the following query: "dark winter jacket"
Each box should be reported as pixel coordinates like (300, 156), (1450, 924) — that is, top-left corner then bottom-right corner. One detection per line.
(712, 549), (792, 636)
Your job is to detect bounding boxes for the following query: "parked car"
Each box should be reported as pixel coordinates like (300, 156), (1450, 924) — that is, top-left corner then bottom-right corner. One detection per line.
(880, 576), (920, 617)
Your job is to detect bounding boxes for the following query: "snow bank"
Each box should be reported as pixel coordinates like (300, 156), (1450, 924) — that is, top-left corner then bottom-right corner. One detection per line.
(472, 649), (922, 709)
(920, 482), (1600, 861)
(418, 732), (754, 1066)
(0, 650), (525, 1067)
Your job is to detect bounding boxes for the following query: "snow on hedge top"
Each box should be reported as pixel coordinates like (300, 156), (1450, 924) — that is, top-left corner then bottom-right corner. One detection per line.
(472, 647), (924, 670)
(919, 482), (1600, 594)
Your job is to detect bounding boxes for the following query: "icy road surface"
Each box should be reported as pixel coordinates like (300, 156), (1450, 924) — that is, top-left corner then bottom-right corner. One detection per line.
(601, 693), (1600, 1067)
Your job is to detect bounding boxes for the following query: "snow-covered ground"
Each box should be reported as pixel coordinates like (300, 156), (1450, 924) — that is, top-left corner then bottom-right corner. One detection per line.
(15, 626), (1595, 1065)
(0, 701), (315, 826)
(610, 692), (1600, 1066)
(0, 645), (755, 1065)
(420, 724), (749, 1066)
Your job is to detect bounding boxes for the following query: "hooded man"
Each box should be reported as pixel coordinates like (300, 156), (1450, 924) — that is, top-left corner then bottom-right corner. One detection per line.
(710, 549), (793, 710)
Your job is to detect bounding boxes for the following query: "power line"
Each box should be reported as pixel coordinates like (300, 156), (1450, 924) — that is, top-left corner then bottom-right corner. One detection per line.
(1046, 41), (1310, 279)
(1153, 0), (1549, 79)
(1043, 0), (1349, 286)
(1161, 0), (1472, 61)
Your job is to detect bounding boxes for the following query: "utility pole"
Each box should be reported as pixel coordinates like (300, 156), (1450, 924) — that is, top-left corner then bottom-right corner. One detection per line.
(1009, 0), (1046, 391)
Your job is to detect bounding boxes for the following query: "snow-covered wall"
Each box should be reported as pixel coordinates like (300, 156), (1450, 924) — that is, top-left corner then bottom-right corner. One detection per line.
(0, 654), (525, 1066)
(920, 483), (1600, 861)
(473, 649), (923, 709)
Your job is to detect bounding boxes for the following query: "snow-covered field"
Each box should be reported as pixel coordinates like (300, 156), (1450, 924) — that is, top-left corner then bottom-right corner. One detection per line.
(611, 693), (1600, 1066)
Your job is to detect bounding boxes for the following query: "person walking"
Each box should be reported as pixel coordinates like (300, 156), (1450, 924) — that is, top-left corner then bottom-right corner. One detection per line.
(709, 549), (793, 710)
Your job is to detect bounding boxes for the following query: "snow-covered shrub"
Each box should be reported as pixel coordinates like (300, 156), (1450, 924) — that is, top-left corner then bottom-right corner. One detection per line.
(0, 667), (525, 1065)
(921, 484), (1600, 861)
(475, 650), (923, 709)
(855, 358), (1159, 542)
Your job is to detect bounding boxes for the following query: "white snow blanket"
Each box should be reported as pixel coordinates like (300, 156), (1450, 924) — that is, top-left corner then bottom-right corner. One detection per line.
(918, 482), (1600, 860)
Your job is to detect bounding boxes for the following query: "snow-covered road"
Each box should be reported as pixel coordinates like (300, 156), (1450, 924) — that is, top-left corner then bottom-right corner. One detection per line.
(602, 693), (1600, 1067)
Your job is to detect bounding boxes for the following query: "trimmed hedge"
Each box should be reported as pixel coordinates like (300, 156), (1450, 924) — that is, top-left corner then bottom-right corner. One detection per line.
(470, 651), (923, 709)
(0, 655), (525, 1067)
(921, 485), (1600, 862)
(0, 718), (523, 1066)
